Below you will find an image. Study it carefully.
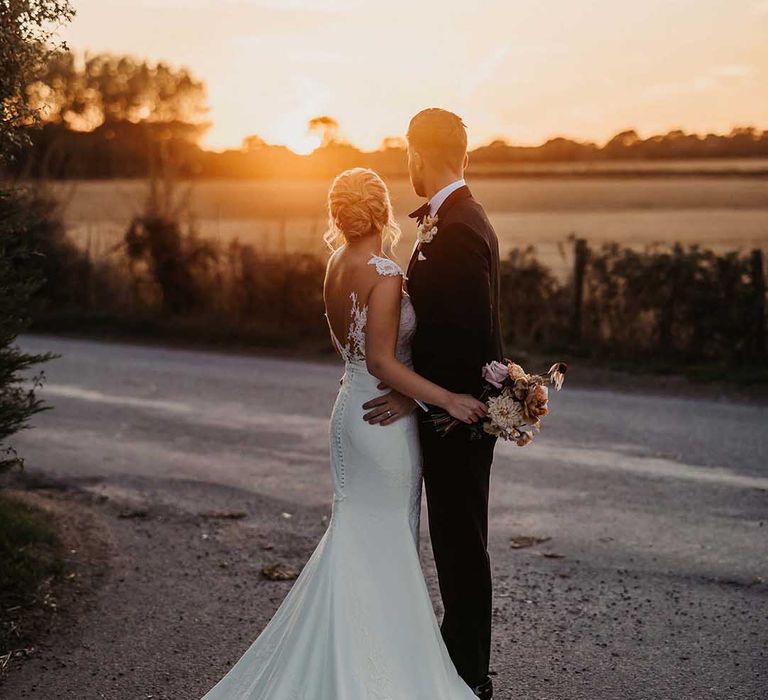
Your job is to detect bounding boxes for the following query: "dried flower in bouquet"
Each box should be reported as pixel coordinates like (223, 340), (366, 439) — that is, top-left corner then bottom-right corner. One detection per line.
(429, 360), (568, 446)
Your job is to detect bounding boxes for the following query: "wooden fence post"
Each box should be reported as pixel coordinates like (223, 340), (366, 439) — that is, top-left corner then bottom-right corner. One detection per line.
(571, 238), (588, 346)
(750, 249), (766, 361)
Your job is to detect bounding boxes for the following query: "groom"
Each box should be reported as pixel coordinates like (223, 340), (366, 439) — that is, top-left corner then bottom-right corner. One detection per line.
(364, 108), (503, 699)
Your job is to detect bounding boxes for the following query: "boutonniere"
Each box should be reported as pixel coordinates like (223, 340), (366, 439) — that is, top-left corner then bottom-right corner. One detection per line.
(416, 214), (439, 245)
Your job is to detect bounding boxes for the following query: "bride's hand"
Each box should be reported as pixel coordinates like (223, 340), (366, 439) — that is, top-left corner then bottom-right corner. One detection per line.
(444, 394), (487, 424)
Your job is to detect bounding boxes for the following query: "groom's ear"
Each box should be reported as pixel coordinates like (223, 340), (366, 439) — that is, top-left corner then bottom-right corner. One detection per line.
(463, 152), (469, 172)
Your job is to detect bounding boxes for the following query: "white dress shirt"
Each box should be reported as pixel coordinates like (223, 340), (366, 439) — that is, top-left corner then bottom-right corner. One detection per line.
(429, 178), (466, 217)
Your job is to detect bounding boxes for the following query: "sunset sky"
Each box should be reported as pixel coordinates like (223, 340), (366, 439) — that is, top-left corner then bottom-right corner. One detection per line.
(61, 0), (768, 153)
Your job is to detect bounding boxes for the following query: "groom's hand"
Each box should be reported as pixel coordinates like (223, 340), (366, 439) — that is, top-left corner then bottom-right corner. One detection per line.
(362, 387), (416, 426)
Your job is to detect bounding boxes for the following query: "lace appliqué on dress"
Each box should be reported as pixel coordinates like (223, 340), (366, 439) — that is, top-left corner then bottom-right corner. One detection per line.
(340, 291), (367, 364)
(367, 255), (402, 277)
(328, 254), (410, 366)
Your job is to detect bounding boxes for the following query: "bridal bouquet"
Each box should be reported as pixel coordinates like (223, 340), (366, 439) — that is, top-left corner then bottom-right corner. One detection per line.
(430, 360), (568, 446)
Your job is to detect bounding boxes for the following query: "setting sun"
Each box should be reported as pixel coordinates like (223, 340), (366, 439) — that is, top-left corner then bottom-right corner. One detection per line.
(268, 111), (325, 155)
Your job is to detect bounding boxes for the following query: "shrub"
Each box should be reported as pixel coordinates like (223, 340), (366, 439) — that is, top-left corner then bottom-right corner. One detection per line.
(499, 246), (569, 350)
(0, 187), (55, 472)
(582, 243), (763, 363)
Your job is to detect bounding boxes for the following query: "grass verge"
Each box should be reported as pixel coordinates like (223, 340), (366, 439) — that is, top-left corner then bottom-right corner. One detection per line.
(0, 490), (64, 672)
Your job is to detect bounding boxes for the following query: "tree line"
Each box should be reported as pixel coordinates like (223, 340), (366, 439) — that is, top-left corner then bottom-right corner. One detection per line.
(5, 51), (768, 181)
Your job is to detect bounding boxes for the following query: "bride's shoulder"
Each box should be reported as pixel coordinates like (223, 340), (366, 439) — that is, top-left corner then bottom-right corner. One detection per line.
(326, 245), (345, 267)
(368, 254), (403, 278)
(325, 250), (402, 291)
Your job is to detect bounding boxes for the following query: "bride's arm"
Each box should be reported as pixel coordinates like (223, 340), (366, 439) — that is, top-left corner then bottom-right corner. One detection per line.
(365, 275), (486, 425)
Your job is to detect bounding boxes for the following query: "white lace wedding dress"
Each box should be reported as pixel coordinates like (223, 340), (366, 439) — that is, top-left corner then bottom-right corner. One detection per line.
(201, 254), (476, 699)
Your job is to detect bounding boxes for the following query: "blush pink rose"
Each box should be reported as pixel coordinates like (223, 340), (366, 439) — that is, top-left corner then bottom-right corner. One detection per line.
(482, 361), (509, 389)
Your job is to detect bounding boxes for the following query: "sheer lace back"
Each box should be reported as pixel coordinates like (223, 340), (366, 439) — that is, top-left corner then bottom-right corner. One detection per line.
(326, 254), (416, 367)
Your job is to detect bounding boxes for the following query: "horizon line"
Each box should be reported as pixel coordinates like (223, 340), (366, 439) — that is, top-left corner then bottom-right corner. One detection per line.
(200, 123), (768, 156)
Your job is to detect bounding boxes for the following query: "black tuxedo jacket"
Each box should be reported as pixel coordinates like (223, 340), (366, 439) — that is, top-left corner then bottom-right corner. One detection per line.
(406, 185), (503, 398)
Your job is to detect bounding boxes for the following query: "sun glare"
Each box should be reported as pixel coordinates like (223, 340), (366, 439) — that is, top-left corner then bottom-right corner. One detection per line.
(205, 119), (324, 155)
(265, 108), (327, 155)
(285, 131), (323, 156)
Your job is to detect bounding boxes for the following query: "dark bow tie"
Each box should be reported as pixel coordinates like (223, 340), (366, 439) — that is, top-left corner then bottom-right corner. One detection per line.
(408, 201), (431, 224)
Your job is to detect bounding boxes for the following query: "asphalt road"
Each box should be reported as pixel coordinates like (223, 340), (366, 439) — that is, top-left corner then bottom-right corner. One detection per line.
(6, 335), (768, 700)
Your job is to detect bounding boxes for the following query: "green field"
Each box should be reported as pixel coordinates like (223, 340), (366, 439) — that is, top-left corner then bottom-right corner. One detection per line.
(57, 170), (768, 277)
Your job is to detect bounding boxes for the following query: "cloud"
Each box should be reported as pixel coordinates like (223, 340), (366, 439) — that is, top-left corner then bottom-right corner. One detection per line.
(231, 34), (344, 63)
(125, 0), (348, 21)
(642, 63), (756, 100)
(711, 65), (755, 79)
(129, 0), (355, 7)
(691, 76), (718, 93)
(251, 0), (362, 7)
(459, 45), (512, 99)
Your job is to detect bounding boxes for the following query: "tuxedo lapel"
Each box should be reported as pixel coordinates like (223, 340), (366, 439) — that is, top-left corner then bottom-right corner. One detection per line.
(406, 185), (473, 287)
(406, 245), (417, 283)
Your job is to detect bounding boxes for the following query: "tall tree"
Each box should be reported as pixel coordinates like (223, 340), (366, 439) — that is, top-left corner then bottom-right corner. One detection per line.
(0, 0), (74, 156)
(27, 51), (208, 131)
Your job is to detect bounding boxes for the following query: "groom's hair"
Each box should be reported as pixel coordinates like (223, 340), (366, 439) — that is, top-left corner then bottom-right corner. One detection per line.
(407, 108), (467, 170)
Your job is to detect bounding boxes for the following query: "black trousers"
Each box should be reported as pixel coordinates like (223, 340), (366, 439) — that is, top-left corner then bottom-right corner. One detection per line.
(419, 421), (496, 687)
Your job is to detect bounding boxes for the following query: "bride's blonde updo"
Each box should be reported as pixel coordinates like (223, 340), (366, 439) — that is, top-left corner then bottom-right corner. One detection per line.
(324, 167), (401, 252)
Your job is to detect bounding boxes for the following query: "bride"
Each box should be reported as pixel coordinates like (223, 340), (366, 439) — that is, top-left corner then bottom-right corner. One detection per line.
(200, 167), (486, 699)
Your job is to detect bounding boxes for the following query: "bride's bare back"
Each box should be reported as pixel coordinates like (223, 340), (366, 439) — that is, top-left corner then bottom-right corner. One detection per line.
(323, 246), (403, 363)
